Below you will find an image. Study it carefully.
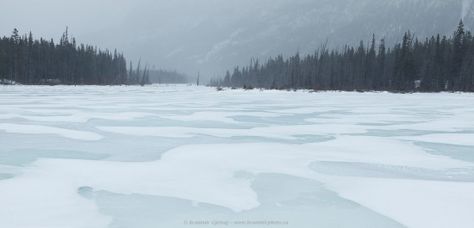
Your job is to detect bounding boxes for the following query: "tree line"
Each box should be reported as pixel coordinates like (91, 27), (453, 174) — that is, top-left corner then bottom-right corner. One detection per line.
(0, 28), (152, 85)
(212, 21), (474, 92)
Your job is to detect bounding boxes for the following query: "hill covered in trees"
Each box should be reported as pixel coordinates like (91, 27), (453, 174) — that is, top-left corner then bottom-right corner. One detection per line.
(0, 28), (149, 85)
(213, 21), (474, 92)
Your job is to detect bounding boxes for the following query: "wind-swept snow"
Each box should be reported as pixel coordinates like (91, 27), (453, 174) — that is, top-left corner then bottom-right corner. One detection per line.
(398, 133), (474, 146)
(97, 124), (369, 140)
(0, 123), (103, 141)
(0, 85), (473, 228)
(321, 176), (474, 228)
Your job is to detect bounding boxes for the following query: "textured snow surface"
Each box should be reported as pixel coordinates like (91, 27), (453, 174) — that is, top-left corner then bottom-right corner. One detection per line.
(1, 85), (473, 228)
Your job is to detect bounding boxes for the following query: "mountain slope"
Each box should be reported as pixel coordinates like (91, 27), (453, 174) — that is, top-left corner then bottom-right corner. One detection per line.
(82, 0), (473, 79)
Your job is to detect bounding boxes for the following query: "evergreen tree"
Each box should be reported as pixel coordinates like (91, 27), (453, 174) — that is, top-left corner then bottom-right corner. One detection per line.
(0, 28), (138, 85)
(452, 20), (466, 90)
(212, 23), (474, 92)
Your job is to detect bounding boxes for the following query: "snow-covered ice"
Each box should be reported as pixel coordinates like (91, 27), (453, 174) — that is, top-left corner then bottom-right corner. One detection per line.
(0, 85), (473, 228)
(0, 123), (103, 141)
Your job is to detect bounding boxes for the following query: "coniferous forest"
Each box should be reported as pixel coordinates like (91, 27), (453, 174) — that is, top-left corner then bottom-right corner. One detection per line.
(0, 28), (134, 85)
(213, 21), (474, 92)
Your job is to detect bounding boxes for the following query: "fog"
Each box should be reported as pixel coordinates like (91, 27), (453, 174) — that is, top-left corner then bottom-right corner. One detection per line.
(0, 0), (470, 81)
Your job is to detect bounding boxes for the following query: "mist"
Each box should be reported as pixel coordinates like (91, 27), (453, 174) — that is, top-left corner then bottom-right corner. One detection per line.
(1, 0), (471, 81)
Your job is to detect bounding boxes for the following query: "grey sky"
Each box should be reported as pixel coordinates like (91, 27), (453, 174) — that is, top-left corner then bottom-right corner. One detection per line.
(0, 0), (131, 38)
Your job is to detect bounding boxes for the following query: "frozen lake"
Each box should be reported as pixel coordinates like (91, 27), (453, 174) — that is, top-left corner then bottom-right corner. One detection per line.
(0, 85), (473, 228)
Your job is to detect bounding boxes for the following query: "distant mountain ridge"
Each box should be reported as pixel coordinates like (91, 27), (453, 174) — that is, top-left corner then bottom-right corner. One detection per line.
(86, 0), (474, 79)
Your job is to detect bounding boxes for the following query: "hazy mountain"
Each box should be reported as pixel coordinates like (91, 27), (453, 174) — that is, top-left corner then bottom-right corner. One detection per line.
(2, 0), (473, 80)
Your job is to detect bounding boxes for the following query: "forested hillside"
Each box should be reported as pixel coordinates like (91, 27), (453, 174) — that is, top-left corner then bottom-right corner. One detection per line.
(0, 29), (130, 85)
(213, 22), (474, 92)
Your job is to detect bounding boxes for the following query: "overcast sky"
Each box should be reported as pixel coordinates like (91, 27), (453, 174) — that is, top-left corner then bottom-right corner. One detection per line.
(0, 0), (139, 38)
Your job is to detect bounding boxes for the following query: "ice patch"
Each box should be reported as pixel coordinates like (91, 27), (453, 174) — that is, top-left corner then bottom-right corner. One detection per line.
(0, 123), (103, 141)
(0, 136), (471, 228)
(98, 124), (368, 140)
(397, 133), (474, 146)
(0, 112), (152, 123)
(160, 111), (282, 124)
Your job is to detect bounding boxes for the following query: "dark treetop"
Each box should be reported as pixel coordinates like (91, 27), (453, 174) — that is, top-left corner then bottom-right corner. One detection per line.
(0, 28), (141, 85)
